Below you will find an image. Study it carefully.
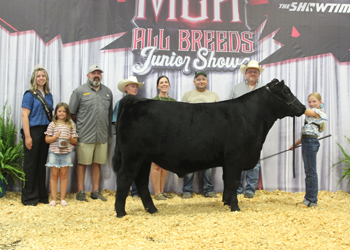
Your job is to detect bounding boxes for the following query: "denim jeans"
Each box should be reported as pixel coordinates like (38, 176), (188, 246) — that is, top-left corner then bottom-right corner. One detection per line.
(131, 182), (139, 197)
(46, 151), (73, 168)
(183, 168), (214, 195)
(237, 161), (260, 195)
(301, 137), (320, 204)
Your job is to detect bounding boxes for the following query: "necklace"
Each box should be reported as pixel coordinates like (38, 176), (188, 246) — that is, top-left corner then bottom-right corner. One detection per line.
(158, 95), (170, 101)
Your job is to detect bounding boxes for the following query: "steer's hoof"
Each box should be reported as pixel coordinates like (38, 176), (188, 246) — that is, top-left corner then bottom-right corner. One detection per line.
(146, 207), (159, 214)
(223, 200), (231, 207)
(116, 212), (127, 218)
(150, 210), (159, 215)
(231, 206), (240, 212)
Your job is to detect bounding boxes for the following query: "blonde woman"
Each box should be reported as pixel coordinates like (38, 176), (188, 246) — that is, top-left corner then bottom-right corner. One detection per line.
(21, 65), (53, 206)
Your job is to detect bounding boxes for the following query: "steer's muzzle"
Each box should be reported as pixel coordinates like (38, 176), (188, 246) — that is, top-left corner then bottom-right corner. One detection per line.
(292, 99), (306, 117)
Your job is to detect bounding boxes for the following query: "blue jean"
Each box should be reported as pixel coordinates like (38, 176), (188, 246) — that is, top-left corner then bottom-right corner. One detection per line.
(182, 168), (214, 195)
(301, 137), (320, 204)
(46, 151), (73, 168)
(237, 162), (260, 195)
(131, 182), (139, 197)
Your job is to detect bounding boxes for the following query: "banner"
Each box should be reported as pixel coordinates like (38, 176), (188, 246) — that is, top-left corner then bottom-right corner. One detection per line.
(1, 0), (349, 193)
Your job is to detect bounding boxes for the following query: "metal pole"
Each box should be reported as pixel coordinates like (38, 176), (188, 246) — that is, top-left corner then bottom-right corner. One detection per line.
(293, 117), (296, 178)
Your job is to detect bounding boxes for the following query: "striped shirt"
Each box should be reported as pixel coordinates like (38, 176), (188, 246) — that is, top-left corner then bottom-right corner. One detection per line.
(45, 122), (78, 154)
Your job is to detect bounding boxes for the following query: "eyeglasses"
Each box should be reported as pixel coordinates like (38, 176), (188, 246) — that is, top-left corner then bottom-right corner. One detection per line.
(246, 70), (259, 74)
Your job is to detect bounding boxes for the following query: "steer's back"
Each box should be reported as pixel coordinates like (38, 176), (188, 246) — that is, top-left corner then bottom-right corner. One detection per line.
(116, 95), (262, 175)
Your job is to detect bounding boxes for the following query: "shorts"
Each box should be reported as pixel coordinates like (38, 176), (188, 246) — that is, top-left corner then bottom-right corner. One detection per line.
(46, 151), (73, 168)
(76, 142), (108, 165)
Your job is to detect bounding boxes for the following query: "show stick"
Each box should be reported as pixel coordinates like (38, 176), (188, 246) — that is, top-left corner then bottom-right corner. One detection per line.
(260, 134), (332, 161)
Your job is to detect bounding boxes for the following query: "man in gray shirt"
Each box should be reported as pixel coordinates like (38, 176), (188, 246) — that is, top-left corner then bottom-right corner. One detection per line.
(69, 65), (113, 202)
(228, 60), (265, 198)
(182, 71), (220, 199)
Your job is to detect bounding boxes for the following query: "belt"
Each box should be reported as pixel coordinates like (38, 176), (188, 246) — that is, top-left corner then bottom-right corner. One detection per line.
(302, 134), (318, 139)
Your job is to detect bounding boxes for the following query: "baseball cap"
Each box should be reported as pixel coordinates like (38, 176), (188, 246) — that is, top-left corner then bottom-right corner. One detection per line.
(88, 65), (103, 73)
(194, 71), (207, 78)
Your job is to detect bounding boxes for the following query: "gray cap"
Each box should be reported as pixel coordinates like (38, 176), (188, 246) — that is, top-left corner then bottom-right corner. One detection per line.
(88, 64), (103, 73)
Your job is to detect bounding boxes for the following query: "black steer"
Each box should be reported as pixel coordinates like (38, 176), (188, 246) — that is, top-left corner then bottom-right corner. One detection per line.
(113, 79), (306, 217)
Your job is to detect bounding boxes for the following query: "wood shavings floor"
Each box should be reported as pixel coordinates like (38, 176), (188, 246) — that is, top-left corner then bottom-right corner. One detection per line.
(1, 190), (350, 249)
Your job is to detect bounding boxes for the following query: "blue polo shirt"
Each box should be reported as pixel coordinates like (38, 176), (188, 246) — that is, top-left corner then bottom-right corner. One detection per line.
(22, 91), (54, 127)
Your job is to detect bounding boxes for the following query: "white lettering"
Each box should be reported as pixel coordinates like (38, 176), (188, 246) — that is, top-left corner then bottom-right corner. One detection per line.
(192, 48), (250, 71)
(132, 47), (191, 75)
(181, 0), (208, 22)
(136, 0), (146, 19)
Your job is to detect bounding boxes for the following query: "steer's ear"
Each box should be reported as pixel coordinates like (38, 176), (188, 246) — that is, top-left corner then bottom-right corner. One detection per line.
(280, 80), (285, 86)
(271, 78), (279, 85)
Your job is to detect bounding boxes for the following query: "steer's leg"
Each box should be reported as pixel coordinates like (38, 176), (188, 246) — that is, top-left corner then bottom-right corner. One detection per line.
(115, 171), (132, 218)
(222, 161), (243, 211)
(134, 160), (158, 214)
(115, 158), (143, 218)
(222, 167), (229, 205)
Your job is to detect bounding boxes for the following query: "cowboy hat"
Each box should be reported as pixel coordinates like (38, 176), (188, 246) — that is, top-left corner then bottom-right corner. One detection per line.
(118, 76), (144, 93)
(240, 60), (265, 76)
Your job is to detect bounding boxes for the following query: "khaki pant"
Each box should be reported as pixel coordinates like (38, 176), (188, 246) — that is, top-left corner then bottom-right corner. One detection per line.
(76, 142), (108, 165)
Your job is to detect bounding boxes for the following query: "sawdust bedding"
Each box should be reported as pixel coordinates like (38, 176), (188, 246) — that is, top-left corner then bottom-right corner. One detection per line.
(1, 190), (350, 250)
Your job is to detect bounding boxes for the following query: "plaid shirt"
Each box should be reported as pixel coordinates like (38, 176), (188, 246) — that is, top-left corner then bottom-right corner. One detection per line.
(22, 91), (54, 127)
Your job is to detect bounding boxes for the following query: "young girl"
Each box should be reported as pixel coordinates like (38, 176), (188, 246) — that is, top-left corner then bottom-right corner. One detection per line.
(45, 103), (78, 206)
(290, 92), (327, 207)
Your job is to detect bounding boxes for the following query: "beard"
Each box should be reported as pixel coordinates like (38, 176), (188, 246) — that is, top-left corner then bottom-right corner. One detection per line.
(247, 77), (259, 84)
(88, 77), (101, 87)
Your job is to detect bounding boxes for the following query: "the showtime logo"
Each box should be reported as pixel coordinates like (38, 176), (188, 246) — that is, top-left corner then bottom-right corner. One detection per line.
(280, 2), (350, 13)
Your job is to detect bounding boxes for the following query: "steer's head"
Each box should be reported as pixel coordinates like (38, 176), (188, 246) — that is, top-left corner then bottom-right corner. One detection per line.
(266, 79), (306, 118)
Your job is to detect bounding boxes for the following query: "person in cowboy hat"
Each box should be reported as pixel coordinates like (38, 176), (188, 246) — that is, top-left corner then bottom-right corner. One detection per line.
(112, 76), (144, 199)
(228, 60), (265, 198)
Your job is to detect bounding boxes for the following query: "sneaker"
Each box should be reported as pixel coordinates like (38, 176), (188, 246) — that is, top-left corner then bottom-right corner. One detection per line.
(303, 199), (318, 207)
(154, 193), (167, 200)
(244, 193), (254, 199)
(162, 192), (174, 199)
(90, 190), (107, 201)
(182, 193), (192, 199)
(76, 190), (87, 202)
(205, 192), (218, 198)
